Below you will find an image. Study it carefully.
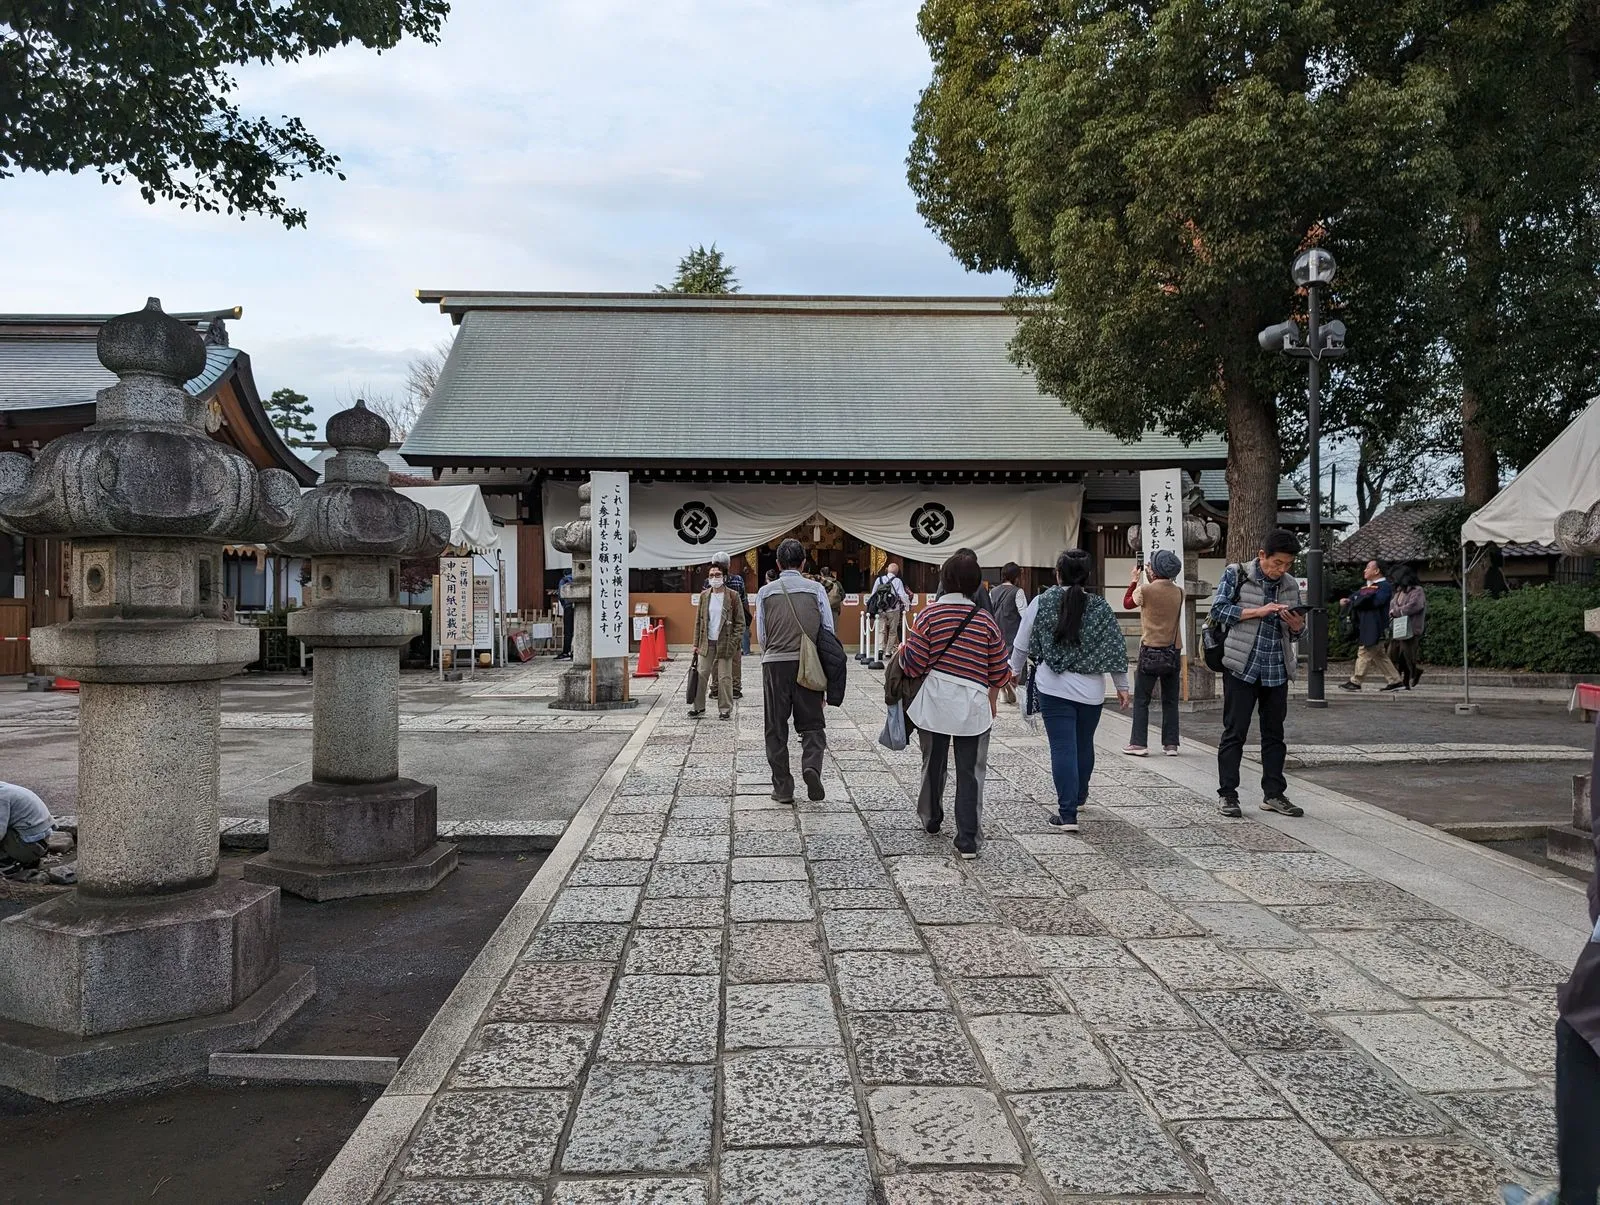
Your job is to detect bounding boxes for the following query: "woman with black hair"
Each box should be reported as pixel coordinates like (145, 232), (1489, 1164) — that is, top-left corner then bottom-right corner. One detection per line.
(1387, 564), (1427, 689)
(1008, 549), (1130, 831)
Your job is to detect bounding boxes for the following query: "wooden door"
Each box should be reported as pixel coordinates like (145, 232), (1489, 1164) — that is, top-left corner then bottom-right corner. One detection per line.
(0, 600), (28, 675)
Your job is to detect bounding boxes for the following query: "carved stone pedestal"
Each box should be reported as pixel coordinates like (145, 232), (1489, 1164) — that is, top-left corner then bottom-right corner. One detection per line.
(550, 482), (638, 712)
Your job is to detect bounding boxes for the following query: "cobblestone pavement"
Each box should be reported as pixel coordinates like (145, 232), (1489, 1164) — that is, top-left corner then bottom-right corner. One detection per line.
(364, 662), (1571, 1204)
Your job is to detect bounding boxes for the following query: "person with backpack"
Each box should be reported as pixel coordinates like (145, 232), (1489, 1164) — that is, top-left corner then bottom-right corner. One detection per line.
(1124, 549), (1185, 756)
(1208, 528), (1306, 818)
(755, 539), (835, 804)
(897, 550), (1012, 859)
(987, 562), (1027, 704)
(1009, 549), (1130, 832)
(867, 561), (911, 661)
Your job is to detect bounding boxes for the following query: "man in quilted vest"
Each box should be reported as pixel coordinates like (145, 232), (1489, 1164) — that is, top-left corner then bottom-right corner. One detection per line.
(1209, 529), (1306, 819)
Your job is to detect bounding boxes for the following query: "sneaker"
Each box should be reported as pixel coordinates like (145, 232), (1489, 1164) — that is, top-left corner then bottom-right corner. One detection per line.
(718, 712), (732, 721)
(0, 857), (22, 880)
(954, 837), (979, 860)
(1122, 744), (1149, 757)
(1339, 680), (1361, 691)
(1048, 815), (1080, 832)
(803, 768), (826, 802)
(1379, 681), (1405, 693)
(1164, 745), (1180, 756)
(733, 690), (744, 699)
(1261, 795), (1305, 817)
(924, 819), (942, 835)
(687, 708), (705, 718)
(1218, 795), (1243, 818)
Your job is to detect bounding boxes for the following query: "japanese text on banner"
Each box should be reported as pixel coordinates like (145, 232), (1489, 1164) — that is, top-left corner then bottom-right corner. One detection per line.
(590, 472), (630, 659)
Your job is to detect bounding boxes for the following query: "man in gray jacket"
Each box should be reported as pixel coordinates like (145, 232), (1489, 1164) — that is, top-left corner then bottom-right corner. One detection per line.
(755, 538), (835, 803)
(1209, 529), (1306, 819)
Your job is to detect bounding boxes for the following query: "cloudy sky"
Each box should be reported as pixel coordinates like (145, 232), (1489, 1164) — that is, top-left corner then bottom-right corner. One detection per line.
(3, 0), (997, 431)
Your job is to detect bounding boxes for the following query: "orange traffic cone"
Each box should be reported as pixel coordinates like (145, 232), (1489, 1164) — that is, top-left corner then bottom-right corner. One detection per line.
(633, 621), (661, 678)
(53, 677), (80, 692)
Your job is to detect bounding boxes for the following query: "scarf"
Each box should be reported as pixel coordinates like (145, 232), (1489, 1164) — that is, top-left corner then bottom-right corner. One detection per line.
(1029, 586), (1128, 676)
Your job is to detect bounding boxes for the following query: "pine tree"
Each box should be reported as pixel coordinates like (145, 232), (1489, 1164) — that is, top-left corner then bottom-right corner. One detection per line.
(656, 244), (740, 295)
(266, 388), (317, 447)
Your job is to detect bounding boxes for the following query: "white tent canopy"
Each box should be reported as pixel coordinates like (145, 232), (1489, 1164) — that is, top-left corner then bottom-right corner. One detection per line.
(396, 484), (501, 555)
(1461, 396), (1600, 546)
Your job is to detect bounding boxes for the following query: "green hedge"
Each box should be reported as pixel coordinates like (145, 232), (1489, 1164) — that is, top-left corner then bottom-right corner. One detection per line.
(1327, 583), (1600, 672)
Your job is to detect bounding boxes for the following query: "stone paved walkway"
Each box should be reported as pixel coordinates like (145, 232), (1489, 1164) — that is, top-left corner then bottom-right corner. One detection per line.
(338, 661), (1577, 1205)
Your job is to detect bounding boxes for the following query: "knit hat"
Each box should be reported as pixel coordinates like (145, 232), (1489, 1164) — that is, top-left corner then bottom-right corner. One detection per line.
(1150, 550), (1182, 580)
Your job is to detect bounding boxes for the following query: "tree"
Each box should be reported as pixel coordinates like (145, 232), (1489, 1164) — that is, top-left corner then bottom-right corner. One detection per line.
(908, 0), (1453, 560)
(656, 244), (740, 295)
(362, 338), (451, 440)
(2, 2), (450, 228)
(266, 387), (316, 446)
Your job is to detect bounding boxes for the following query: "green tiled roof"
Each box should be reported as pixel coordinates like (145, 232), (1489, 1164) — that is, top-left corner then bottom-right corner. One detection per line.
(0, 341), (237, 411)
(403, 294), (1229, 469)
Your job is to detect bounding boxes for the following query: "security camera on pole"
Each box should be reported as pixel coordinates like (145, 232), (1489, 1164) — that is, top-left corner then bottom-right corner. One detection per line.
(1257, 248), (1347, 709)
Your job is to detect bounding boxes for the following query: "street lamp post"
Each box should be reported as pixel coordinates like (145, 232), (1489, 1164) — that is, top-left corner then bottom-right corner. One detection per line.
(1258, 248), (1346, 708)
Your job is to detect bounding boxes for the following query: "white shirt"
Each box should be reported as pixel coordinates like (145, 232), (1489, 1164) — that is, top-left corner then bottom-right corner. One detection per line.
(1008, 594), (1130, 703)
(707, 591), (725, 639)
(0, 781), (53, 844)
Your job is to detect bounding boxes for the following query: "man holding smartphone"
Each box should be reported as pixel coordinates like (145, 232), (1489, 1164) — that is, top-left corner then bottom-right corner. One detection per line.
(1208, 528), (1306, 818)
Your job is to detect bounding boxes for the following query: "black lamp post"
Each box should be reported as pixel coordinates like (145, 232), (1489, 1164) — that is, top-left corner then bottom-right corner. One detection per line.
(1258, 248), (1346, 708)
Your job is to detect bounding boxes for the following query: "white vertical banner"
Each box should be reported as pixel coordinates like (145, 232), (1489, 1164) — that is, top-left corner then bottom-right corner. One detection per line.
(439, 557), (474, 648)
(1140, 468), (1186, 653)
(590, 471), (630, 659)
(472, 575), (493, 648)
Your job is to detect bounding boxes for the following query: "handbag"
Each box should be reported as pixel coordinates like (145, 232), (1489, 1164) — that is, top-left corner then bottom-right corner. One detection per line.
(1137, 644), (1181, 677)
(685, 658), (701, 705)
(877, 700), (910, 751)
(1391, 613), (1412, 641)
(778, 583), (828, 693)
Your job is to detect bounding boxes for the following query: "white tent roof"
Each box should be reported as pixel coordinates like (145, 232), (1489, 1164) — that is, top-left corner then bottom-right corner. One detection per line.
(1461, 397), (1600, 546)
(396, 484), (501, 555)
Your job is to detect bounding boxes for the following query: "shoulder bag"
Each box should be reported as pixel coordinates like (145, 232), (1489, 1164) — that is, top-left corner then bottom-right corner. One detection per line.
(779, 583), (828, 693)
(1201, 563), (1243, 673)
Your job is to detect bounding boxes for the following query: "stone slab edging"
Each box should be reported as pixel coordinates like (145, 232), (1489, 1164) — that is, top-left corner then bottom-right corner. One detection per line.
(1095, 709), (1591, 967)
(303, 697), (667, 1205)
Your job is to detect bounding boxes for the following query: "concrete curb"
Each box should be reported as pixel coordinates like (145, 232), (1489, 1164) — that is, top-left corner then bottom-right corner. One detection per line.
(303, 695), (665, 1205)
(210, 1052), (398, 1086)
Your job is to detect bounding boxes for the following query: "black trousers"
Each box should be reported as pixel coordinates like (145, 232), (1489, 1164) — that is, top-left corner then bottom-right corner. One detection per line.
(1217, 671), (1288, 799)
(916, 730), (987, 842)
(1558, 1017), (1600, 1204)
(1, 827), (47, 867)
(560, 604), (574, 656)
(1389, 635), (1421, 684)
(762, 660), (827, 798)
(1131, 667), (1180, 748)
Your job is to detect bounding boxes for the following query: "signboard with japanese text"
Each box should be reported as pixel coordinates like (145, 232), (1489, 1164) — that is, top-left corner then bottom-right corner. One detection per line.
(1139, 468), (1187, 652)
(590, 472), (630, 659)
(472, 575), (493, 648)
(439, 557), (473, 648)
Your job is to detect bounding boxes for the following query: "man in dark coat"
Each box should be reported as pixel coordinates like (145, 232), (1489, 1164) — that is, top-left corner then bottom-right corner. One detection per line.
(1339, 560), (1402, 691)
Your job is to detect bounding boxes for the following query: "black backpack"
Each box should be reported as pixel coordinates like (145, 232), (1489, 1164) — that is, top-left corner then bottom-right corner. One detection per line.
(866, 577), (899, 617)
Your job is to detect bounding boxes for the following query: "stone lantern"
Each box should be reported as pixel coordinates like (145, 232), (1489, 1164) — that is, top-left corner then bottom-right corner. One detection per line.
(0, 299), (312, 1099)
(550, 480), (637, 710)
(243, 400), (454, 900)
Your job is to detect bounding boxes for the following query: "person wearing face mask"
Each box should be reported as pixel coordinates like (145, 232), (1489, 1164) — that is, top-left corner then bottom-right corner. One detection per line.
(1208, 528), (1307, 818)
(690, 563), (746, 720)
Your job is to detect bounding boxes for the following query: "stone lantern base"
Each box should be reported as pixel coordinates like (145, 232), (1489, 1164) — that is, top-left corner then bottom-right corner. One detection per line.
(0, 880), (315, 1101)
(242, 779), (458, 901)
(551, 656), (639, 711)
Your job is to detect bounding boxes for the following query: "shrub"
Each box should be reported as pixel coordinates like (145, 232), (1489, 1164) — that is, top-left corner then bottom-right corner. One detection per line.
(1327, 583), (1600, 672)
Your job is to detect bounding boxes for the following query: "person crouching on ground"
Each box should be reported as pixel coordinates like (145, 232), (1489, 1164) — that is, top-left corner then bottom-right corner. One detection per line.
(0, 781), (54, 880)
(898, 549), (1011, 859)
(1211, 528), (1306, 818)
(1010, 549), (1130, 832)
(1124, 549), (1185, 757)
(756, 539), (835, 803)
(690, 564), (745, 720)
(1340, 559), (1403, 692)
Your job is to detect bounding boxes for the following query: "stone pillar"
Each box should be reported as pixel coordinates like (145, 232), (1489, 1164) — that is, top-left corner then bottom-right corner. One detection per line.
(243, 401), (455, 901)
(550, 481), (637, 711)
(0, 300), (313, 1100)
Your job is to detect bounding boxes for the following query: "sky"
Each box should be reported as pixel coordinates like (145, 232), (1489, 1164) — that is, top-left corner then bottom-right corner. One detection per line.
(2, 0), (994, 432)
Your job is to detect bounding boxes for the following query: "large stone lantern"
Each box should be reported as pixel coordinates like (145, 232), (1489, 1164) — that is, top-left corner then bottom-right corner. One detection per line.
(0, 299), (313, 1099)
(243, 400), (454, 900)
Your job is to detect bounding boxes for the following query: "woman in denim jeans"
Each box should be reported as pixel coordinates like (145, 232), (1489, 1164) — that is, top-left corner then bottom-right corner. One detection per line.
(1009, 549), (1130, 831)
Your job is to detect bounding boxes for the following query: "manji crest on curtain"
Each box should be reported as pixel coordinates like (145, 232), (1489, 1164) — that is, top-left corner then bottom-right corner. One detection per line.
(543, 481), (1083, 570)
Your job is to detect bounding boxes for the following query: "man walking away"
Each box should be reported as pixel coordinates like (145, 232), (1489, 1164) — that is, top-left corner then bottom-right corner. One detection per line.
(690, 565), (745, 720)
(757, 539), (835, 803)
(868, 561), (911, 662)
(1339, 560), (1402, 692)
(1210, 529), (1307, 818)
(0, 781), (54, 880)
(988, 562), (1027, 704)
(1125, 549), (1185, 756)
(819, 565), (845, 625)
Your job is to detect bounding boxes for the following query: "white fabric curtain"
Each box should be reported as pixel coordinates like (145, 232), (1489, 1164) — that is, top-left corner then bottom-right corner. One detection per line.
(1460, 396), (1600, 546)
(542, 480), (1084, 570)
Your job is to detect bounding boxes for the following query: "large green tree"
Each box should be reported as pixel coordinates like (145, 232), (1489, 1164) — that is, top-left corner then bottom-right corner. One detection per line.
(267, 387), (316, 446)
(909, 0), (1452, 559)
(656, 244), (740, 295)
(1, 1), (450, 227)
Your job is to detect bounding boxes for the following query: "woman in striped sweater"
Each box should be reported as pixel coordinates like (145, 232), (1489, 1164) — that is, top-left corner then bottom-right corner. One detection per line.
(898, 550), (1013, 859)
